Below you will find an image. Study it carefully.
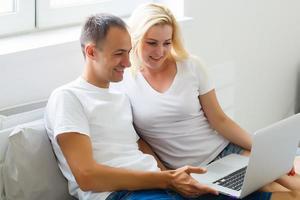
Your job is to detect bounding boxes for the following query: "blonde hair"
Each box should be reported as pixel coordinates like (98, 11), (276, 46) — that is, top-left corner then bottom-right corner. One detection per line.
(128, 3), (189, 74)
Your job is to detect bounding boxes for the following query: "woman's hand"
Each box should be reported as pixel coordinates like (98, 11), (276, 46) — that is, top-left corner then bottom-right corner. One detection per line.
(288, 167), (296, 176)
(168, 165), (219, 197)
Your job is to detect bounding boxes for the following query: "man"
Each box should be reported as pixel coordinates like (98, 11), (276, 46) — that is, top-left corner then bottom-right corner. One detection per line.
(44, 14), (217, 200)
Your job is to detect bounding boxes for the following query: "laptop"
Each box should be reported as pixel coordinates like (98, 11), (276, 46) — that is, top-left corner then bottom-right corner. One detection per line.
(191, 113), (300, 199)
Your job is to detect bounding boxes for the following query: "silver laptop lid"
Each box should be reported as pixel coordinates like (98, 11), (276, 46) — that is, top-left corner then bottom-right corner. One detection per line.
(240, 113), (300, 198)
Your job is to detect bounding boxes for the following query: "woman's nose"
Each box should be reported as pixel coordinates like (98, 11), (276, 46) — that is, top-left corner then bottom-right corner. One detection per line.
(154, 45), (164, 57)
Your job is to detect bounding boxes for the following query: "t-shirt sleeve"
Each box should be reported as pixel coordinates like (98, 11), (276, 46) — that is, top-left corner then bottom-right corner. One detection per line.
(191, 56), (215, 95)
(46, 89), (90, 140)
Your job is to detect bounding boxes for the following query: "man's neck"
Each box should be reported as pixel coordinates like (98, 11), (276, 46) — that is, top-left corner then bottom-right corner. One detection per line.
(82, 64), (110, 89)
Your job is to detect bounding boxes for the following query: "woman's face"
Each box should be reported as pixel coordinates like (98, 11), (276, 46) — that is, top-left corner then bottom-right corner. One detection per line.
(140, 24), (173, 70)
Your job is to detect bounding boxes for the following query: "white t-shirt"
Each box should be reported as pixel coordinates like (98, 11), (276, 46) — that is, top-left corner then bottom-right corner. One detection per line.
(118, 56), (229, 169)
(44, 77), (159, 200)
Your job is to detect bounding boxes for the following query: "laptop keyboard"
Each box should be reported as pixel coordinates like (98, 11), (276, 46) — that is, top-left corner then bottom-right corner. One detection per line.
(213, 167), (247, 191)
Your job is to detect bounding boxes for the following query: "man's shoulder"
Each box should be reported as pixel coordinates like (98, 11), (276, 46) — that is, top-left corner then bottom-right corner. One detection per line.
(45, 80), (85, 119)
(49, 79), (81, 102)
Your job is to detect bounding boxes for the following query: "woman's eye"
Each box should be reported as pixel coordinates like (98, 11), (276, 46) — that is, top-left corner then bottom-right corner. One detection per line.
(146, 42), (157, 46)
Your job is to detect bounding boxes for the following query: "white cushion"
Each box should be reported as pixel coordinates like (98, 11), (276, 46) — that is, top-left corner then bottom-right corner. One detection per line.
(0, 165), (4, 200)
(0, 128), (14, 166)
(0, 128), (13, 200)
(0, 108), (44, 130)
(0, 115), (5, 130)
(3, 120), (75, 200)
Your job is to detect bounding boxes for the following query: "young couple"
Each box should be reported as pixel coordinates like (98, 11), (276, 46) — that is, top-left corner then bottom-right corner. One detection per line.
(45, 3), (300, 200)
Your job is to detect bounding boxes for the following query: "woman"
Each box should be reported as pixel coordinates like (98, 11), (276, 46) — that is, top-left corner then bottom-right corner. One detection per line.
(119, 3), (300, 200)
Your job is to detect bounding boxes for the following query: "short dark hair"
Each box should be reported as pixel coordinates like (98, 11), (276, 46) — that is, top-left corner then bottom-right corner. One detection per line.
(80, 13), (127, 58)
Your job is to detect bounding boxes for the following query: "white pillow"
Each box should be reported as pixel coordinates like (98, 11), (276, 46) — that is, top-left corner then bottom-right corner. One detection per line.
(0, 108), (44, 130)
(0, 115), (5, 130)
(0, 128), (14, 200)
(0, 164), (4, 200)
(3, 120), (75, 200)
(0, 128), (13, 166)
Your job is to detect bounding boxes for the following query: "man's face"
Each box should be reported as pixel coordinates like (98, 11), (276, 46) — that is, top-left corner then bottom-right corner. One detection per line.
(91, 27), (132, 85)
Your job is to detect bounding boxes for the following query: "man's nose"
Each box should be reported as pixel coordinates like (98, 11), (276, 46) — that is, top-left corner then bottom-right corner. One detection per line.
(121, 54), (131, 68)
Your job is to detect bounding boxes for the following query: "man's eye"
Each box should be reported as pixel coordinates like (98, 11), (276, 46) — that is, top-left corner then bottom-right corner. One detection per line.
(164, 42), (171, 46)
(115, 53), (123, 55)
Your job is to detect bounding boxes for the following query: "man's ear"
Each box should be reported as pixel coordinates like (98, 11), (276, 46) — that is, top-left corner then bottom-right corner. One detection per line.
(85, 44), (97, 60)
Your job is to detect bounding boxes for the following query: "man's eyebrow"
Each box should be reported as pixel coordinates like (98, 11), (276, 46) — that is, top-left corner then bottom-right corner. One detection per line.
(113, 48), (132, 53)
(145, 38), (172, 42)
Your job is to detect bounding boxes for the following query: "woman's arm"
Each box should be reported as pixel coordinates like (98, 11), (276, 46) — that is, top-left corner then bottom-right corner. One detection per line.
(199, 89), (252, 151)
(138, 138), (168, 170)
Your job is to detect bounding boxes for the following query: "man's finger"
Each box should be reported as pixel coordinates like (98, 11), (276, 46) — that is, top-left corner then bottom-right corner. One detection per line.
(185, 166), (207, 174)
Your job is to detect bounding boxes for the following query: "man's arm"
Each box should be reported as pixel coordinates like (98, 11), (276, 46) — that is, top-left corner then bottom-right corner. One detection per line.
(57, 132), (218, 196)
(138, 138), (168, 170)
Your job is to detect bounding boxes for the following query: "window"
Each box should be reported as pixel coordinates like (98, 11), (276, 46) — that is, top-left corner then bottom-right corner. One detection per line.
(0, 0), (15, 13)
(36, 0), (150, 28)
(0, 0), (35, 36)
(0, 0), (184, 37)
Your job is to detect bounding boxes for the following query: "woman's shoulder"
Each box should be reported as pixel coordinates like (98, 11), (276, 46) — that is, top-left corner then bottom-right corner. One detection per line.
(178, 55), (209, 74)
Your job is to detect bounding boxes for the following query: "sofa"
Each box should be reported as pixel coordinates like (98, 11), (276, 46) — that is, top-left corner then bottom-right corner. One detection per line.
(0, 102), (76, 200)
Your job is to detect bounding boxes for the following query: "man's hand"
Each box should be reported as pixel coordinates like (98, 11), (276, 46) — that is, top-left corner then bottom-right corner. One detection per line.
(168, 166), (219, 197)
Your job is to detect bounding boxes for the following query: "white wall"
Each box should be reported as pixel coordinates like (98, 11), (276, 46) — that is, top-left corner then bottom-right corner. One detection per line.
(0, 42), (84, 109)
(184, 0), (300, 132)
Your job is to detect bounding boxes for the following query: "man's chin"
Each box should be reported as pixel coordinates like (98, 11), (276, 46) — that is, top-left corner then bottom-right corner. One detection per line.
(111, 77), (123, 83)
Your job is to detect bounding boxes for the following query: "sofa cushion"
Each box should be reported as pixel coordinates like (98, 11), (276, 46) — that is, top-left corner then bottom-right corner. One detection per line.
(3, 120), (75, 200)
(0, 128), (13, 165)
(0, 164), (4, 200)
(0, 115), (5, 130)
(0, 128), (13, 200)
(0, 107), (44, 200)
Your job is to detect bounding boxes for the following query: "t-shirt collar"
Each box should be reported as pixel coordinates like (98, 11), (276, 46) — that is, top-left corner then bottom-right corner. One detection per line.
(76, 76), (109, 92)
